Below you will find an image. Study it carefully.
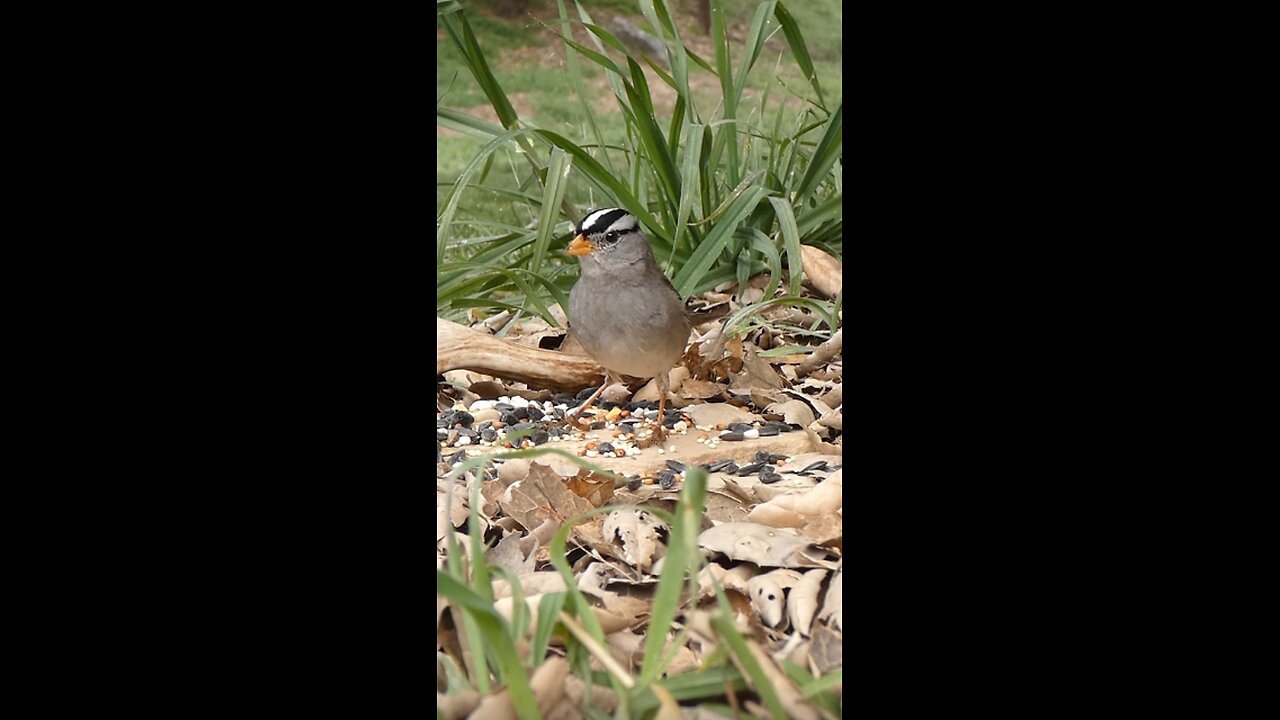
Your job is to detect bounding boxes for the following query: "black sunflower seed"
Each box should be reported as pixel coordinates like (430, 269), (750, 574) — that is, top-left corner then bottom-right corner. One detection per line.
(757, 424), (780, 436)
(801, 461), (828, 473)
(598, 442), (615, 454)
(728, 422), (754, 432)
(666, 460), (686, 472)
(530, 429), (549, 445)
(719, 431), (746, 441)
(736, 462), (764, 476)
(707, 459), (735, 472)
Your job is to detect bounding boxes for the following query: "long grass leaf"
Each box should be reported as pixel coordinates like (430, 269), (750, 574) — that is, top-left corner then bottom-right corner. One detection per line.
(674, 185), (768, 298)
(767, 197), (804, 296)
(530, 149), (572, 277)
(774, 2), (825, 110)
(794, 99), (842, 205)
(437, 572), (541, 720)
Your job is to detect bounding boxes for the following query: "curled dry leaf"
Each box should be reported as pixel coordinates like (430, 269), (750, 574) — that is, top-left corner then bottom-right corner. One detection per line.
(748, 568), (802, 628)
(634, 366), (688, 402)
(766, 399), (816, 427)
(698, 522), (839, 569)
(748, 469), (842, 519)
(602, 508), (668, 573)
(485, 531), (536, 576)
(730, 343), (785, 393)
(810, 620), (843, 673)
(787, 569), (828, 637)
(471, 655), (570, 720)
(437, 690), (480, 720)
(799, 245), (842, 299)
(492, 571), (566, 600)
(683, 403), (760, 427)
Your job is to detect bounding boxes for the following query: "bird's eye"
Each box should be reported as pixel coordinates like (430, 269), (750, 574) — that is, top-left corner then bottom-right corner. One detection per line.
(605, 231), (617, 241)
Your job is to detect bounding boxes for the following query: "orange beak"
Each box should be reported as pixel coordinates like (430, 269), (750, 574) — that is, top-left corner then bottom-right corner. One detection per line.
(568, 234), (593, 256)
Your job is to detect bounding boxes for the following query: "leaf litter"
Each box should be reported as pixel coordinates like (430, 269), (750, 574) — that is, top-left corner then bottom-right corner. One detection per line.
(438, 272), (842, 717)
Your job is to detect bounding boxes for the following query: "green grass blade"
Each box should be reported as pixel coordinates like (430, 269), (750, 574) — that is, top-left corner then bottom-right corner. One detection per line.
(774, 2), (825, 109)
(530, 592), (567, 667)
(639, 467), (707, 688)
(742, 227), (782, 299)
(437, 572), (541, 720)
(793, 99), (842, 205)
(530, 148), (572, 278)
(767, 196), (804, 296)
(674, 185), (768, 298)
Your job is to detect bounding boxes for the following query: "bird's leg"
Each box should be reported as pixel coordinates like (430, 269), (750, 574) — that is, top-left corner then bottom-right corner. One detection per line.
(652, 371), (671, 444)
(567, 372), (616, 427)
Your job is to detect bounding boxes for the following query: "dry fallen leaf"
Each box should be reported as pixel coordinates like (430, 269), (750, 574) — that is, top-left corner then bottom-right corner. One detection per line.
(799, 245), (842, 299)
(787, 568), (828, 637)
(499, 462), (593, 531)
(747, 568), (802, 628)
(566, 468), (616, 507)
(602, 508), (668, 573)
(698, 522), (839, 569)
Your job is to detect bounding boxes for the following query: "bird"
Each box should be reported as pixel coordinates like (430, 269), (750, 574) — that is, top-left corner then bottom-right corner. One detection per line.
(566, 208), (691, 443)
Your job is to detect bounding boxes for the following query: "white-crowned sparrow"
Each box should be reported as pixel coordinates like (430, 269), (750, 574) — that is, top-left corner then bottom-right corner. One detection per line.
(567, 208), (691, 440)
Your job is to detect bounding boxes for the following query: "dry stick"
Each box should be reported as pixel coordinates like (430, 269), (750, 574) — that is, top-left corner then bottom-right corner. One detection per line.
(796, 328), (843, 377)
(437, 317), (604, 392)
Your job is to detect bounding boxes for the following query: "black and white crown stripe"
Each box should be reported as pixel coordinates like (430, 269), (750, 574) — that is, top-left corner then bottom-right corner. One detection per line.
(578, 208), (638, 237)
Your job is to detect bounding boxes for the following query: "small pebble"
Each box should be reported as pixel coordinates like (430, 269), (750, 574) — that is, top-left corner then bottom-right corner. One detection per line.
(673, 420), (688, 432)
(627, 479), (643, 491)
(598, 442), (615, 454)
(495, 402), (515, 412)
(668, 445), (676, 453)
(657, 448), (665, 455)
(760, 472), (783, 484)
(656, 469), (676, 487)
(589, 421), (607, 430)
(437, 427), (449, 440)
(469, 400), (498, 411)
(548, 427), (562, 439)
(481, 428), (498, 442)
(509, 396), (529, 409)
(743, 429), (759, 439)
(530, 430), (549, 445)
(456, 435), (472, 446)
(512, 406), (529, 420)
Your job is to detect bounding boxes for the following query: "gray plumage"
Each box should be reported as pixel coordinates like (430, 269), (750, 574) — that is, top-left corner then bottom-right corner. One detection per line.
(566, 209), (690, 427)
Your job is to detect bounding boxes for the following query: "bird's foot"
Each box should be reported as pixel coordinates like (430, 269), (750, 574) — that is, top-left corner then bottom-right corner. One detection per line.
(633, 419), (668, 449)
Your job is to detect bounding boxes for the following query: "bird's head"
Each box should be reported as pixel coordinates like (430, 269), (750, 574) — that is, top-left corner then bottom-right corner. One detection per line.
(568, 208), (648, 266)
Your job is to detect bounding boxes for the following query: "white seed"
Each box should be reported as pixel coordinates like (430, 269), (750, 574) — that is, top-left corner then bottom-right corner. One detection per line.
(743, 429), (759, 439)
(456, 435), (472, 446)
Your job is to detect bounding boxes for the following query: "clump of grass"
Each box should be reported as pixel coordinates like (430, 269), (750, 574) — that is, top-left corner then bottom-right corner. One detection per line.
(436, 0), (841, 330)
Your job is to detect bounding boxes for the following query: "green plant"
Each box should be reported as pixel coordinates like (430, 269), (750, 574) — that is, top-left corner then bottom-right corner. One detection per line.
(436, 0), (841, 329)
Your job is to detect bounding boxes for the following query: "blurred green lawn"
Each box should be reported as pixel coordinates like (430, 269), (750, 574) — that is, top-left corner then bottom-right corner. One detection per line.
(437, 0), (842, 233)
